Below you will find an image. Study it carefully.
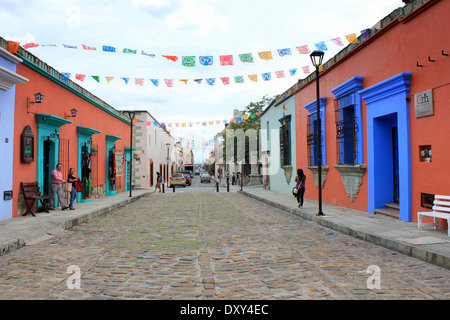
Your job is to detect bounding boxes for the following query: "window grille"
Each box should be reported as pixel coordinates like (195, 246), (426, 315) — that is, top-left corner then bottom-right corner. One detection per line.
(334, 95), (359, 165)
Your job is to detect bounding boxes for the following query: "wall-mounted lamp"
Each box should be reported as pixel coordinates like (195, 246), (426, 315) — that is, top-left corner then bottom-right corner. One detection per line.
(26, 92), (44, 113)
(65, 108), (78, 118)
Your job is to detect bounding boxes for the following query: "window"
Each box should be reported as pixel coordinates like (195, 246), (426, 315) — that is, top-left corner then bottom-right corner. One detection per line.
(334, 95), (359, 164)
(279, 115), (291, 166)
(304, 98), (327, 166)
(331, 76), (363, 165)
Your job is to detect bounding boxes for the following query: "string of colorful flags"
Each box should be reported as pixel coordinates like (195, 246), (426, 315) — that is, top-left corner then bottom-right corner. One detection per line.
(58, 67), (304, 87)
(133, 112), (262, 128)
(13, 29), (372, 88)
(20, 29), (369, 66)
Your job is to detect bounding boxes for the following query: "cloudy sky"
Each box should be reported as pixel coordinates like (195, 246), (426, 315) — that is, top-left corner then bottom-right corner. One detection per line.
(2, 0), (405, 161)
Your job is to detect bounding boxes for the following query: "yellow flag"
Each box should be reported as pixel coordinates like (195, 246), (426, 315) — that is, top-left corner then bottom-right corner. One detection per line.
(208, 121), (214, 126)
(248, 74), (258, 82)
(345, 33), (358, 44)
(181, 123), (186, 127)
(258, 51), (273, 61)
(243, 115), (249, 120)
(179, 79), (188, 85)
(105, 76), (115, 83)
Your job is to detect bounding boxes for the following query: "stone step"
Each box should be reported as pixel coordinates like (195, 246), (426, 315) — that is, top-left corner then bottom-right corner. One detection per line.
(385, 203), (400, 210)
(374, 207), (399, 219)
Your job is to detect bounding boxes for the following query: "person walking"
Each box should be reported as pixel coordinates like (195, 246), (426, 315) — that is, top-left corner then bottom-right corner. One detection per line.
(155, 172), (162, 193)
(67, 168), (77, 210)
(226, 172), (230, 184)
(295, 169), (306, 208)
(49, 163), (68, 210)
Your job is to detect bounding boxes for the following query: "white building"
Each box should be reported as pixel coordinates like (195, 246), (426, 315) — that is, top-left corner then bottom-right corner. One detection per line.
(132, 110), (177, 188)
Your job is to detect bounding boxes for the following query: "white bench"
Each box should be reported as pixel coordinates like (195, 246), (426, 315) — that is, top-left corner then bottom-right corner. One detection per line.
(418, 195), (450, 236)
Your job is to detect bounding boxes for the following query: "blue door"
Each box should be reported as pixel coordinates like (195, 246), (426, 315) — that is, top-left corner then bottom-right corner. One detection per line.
(392, 126), (399, 204)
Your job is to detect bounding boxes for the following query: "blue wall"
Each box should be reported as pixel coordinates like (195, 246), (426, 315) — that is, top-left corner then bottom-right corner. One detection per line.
(0, 52), (22, 220)
(360, 72), (412, 222)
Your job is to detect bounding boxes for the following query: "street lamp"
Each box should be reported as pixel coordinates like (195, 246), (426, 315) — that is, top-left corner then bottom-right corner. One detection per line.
(310, 50), (325, 216)
(123, 110), (136, 197)
(26, 92), (44, 113)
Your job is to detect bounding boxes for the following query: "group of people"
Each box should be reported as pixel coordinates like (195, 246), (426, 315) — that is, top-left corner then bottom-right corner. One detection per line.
(225, 172), (247, 185)
(49, 163), (78, 211)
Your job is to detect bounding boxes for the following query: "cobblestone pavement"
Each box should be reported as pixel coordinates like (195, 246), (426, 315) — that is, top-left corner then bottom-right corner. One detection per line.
(0, 192), (449, 300)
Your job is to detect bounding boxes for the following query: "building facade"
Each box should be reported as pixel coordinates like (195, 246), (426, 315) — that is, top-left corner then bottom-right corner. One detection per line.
(260, 93), (297, 194)
(0, 45), (28, 221)
(132, 111), (177, 188)
(263, 0), (449, 232)
(2, 39), (132, 218)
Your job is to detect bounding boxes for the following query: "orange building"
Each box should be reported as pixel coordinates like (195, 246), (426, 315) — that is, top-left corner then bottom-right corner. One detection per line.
(10, 45), (132, 217)
(269, 0), (449, 229)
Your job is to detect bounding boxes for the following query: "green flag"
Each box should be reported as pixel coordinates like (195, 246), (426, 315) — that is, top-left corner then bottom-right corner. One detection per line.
(239, 53), (254, 63)
(182, 56), (196, 67)
(91, 75), (100, 83)
(234, 76), (244, 83)
(123, 48), (137, 54)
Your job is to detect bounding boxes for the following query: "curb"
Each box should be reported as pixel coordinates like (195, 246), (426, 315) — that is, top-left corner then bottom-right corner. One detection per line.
(0, 191), (151, 257)
(242, 191), (450, 270)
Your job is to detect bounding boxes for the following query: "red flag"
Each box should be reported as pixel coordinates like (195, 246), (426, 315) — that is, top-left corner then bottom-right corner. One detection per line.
(75, 74), (86, 81)
(221, 77), (230, 85)
(23, 43), (39, 49)
(220, 55), (234, 66)
(162, 55), (179, 62)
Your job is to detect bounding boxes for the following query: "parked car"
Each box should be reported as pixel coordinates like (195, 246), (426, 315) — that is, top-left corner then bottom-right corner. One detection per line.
(170, 173), (186, 187)
(200, 173), (211, 183)
(183, 174), (191, 186)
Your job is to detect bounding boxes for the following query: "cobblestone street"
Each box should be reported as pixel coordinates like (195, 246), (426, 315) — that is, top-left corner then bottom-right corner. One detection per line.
(0, 191), (449, 300)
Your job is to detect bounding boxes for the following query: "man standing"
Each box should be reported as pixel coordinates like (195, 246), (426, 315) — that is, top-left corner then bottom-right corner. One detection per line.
(49, 163), (68, 210)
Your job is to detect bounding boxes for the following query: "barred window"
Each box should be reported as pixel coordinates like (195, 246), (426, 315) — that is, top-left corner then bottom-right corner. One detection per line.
(279, 115), (291, 166)
(334, 94), (359, 165)
(307, 113), (321, 166)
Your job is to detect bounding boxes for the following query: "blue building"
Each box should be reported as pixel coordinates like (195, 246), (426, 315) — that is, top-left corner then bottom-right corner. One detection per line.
(0, 46), (28, 221)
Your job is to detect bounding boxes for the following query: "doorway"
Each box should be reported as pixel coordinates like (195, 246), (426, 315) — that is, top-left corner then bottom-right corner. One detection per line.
(392, 126), (399, 204)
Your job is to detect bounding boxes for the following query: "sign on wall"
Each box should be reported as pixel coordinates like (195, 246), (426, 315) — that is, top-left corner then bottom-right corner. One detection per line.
(414, 89), (433, 118)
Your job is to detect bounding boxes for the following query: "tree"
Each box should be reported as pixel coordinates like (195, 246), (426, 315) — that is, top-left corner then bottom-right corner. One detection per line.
(223, 94), (278, 163)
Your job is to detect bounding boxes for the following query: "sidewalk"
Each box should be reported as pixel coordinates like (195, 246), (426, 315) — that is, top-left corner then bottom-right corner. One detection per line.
(241, 185), (450, 270)
(0, 188), (152, 256)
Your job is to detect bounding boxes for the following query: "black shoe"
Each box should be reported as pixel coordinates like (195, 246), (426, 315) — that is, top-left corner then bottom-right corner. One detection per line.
(62, 206), (68, 210)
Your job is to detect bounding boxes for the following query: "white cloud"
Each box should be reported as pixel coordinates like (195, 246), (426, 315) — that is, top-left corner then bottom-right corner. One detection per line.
(166, 0), (229, 36)
(132, 0), (166, 6)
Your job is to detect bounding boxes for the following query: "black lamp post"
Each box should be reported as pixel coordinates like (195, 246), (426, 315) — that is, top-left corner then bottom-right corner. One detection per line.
(310, 50), (325, 216)
(123, 110), (136, 197)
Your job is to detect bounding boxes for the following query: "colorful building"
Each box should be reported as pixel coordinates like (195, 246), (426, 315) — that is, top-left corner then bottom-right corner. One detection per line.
(262, 0), (450, 231)
(0, 45), (28, 221)
(260, 91), (297, 194)
(131, 110), (177, 188)
(1, 38), (133, 218)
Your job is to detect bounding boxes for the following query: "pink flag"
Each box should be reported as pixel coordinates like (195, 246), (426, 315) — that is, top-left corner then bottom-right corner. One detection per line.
(220, 55), (234, 66)
(82, 44), (96, 50)
(331, 38), (344, 46)
(164, 79), (174, 87)
(275, 71), (285, 78)
(301, 66), (310, 74)
(135, 78), (144, 86)
(296, 45), (311, 54)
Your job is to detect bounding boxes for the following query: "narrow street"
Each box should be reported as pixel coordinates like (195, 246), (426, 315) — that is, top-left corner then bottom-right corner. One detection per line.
(0, 177), (449, 300)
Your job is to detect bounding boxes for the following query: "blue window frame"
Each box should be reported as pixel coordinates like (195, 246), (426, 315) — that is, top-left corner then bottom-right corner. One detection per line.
(331, 77), (364, 165)
(304, 98), (327, 166)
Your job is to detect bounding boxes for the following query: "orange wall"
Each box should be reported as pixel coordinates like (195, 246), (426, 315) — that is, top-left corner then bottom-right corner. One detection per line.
(294, 0), (450, 222)
(13, 63), (131, 217)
